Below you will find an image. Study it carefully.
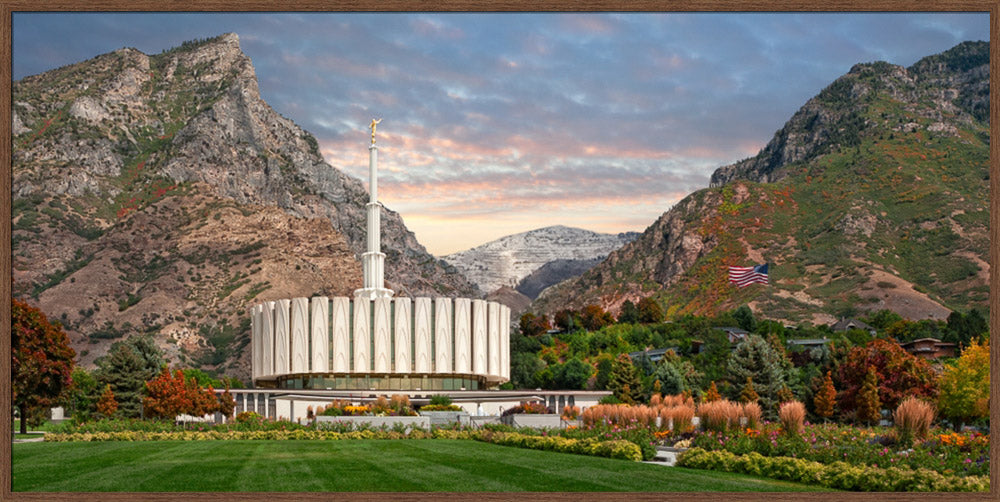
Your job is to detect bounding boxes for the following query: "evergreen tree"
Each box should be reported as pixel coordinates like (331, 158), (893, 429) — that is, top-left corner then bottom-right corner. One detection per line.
(652, 359), (687, 395)
(813, 371), (837, 420)
(609, 353), (643, 404)
(95, 335), (164, 418)
(739, 376), (759, 403)
(777, 384), (795, 404)
(726, 335), (790, 418)
(594, 354), (615, 390)
(618, 300), (639, 324)
(856, 368), (882, 424)
(733, 305), (757, 332)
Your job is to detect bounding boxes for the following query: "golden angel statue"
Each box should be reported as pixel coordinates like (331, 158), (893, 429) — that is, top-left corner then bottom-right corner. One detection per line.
(370, 118), (382, 145)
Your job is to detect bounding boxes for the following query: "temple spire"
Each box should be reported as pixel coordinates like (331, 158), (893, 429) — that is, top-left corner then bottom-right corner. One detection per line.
(355, 119), (394, 300)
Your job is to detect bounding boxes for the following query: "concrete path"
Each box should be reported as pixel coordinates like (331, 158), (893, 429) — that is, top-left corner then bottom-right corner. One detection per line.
(642, 447), (683, 467)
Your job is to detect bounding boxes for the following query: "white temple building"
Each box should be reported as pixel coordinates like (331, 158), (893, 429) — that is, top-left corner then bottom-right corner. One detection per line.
(238, 121), (608, 421)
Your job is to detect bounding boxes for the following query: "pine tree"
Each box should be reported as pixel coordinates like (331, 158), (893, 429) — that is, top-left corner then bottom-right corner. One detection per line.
(856, 368), (881, 424)
(704, 381), (722, 402)
(813, 371), (837, 420)
(726, 334), (790, 419)
(739, 376), (759, 403)
(609, 354), (643, 404)
(777, 385), (795, 405)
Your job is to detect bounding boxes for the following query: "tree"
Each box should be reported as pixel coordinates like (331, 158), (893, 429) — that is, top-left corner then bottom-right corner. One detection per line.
(95, 335), (164, 418)
(937, 338), (989, 430)
(553, 309), (579, 333)
(218, 384), (236, 420)
(944, 309), (988, 349)
(519, 312), (551, 337)
(143, 367), (219, 420)
(593, 353), (615, 390)
(652, 359), (687, 395)
(732, 305), (756, 332)
(12, 298), (76, 434)
(637, 297), (664, 324)
(96, 384), (118, 418)
(726, 335), (790, 418)
(609, 354), (643, 404)
(703, 381), (722, 402)
(855, 368), (881, 424)
(510, 352), (545, 389)
(836, 338), (936, 417)
(738, 377), (759, 404)
(813, 371), (837, 421)
(579, 304), (614, 331)
(862, 309), (903, 331)
(550, 357), (593, 390)
(66, 368), (100, 421)
(618, 300), (639, 324)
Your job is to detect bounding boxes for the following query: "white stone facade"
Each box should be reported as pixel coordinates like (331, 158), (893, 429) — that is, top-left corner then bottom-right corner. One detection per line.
(252, 296), (511, 388)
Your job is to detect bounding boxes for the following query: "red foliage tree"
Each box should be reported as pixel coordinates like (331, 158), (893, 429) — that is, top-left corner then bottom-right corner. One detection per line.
(518, 312), (551, 337)
(143, 367), (219, 420)
(836, 338), (936, 417)
(813, 371), (837, 420)
(217, 383), (236, 420)
(12, 298), (76, 434)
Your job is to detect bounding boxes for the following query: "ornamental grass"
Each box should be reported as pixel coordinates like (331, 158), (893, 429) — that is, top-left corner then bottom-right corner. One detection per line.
(697, 399), (741, 433)
(741, 402), (762, 430)
(894, 397), (935, 445)
(778, 401), (805, 436)
(669, 405), (695, 433)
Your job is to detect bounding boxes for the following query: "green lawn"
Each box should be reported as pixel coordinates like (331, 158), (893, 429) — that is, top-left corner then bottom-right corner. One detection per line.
(13, 439), (836, 492)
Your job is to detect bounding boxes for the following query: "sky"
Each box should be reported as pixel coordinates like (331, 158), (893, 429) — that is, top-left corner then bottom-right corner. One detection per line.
(12, 12), (990, 255)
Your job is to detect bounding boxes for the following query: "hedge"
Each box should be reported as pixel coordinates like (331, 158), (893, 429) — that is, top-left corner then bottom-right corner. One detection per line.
(45, 428), (642, 462)
(677, 447), (988, 492)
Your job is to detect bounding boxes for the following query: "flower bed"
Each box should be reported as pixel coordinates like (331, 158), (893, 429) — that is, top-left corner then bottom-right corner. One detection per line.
(686, 423), (989, 477)
(677, 447), (988, 492)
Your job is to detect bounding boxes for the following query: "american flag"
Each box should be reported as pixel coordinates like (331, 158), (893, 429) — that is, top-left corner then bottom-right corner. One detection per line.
(728, 263), (769, 287)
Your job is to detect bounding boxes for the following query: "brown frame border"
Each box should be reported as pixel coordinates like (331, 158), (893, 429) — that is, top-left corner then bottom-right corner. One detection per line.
(1, 2), (996, 501)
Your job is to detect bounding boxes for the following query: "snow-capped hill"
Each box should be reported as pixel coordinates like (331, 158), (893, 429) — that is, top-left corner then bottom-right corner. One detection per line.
(441, 226), (639, 295)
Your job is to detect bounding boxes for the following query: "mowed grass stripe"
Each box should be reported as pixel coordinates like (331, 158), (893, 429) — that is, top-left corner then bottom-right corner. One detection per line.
(13, 440), (836, 492)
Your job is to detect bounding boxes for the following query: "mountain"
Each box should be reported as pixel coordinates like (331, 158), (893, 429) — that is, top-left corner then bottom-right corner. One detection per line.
(441, 225), (639, 296)
(12, 33), (477, 380)
(535, 42), (990, 325)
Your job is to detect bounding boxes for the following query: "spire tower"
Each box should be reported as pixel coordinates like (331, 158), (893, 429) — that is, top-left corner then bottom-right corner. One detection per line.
(355, 118), (394, 300)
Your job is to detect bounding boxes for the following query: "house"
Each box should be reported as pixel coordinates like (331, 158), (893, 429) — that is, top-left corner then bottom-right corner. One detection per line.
(714, 327), (749, 344)
(786, 338), (830, 349)
(830, 318), (877, 336)
(899, 338), (957, 360)
(627, 347), (679, 363)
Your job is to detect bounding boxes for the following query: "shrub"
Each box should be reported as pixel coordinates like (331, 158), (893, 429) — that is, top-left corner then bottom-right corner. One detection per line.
(234, 411), (264, 424)
(420, 404), (463, 412)
(561, 405), (581, 420)
(429, 394), (453, 406)
(894, 397), (934, 446)
(501, 402), (551, 416)
(778, 401), (805, 436)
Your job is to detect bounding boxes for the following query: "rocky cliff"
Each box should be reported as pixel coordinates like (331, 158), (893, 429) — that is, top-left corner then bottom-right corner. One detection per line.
(441, 225), (639, 296)
(12, 33), (476, 380)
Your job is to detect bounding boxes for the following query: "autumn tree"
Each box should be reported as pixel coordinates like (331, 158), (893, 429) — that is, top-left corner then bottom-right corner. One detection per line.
(937, 338), (989, 430)
(855, 368), (882, 425)
(703, 381), (722, 402)
(12, 298), (76, 434)
(519, 312), (551, 337)
(96, 384), (118, 418)
(836, 338), (936, 417)
(553, 309), (579, 333)
(637, 297), (664, 324)
(218, 384), (236, 420)
(813, 371), (837, 420)
(143, 367), (219, 420)
(579, 304), (615, 331)
(738, 377), (759, 404)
